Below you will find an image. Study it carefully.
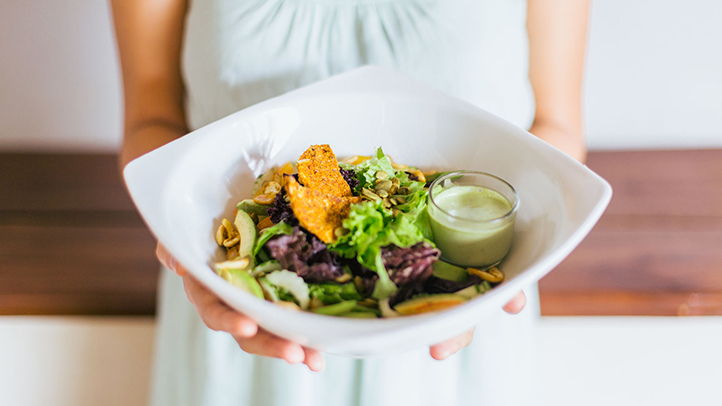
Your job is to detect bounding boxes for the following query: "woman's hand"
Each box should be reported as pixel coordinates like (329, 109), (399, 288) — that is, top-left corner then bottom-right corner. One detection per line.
(428, 291), (527, 360)
(156, 244), (326, 372)
(158, 243), (526, 366)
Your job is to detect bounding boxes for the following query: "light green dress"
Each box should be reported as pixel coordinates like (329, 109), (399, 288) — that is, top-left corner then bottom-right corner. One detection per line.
(151, 0), (539, 405)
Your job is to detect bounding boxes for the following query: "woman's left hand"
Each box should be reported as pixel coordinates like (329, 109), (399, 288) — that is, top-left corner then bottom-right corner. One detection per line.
(428, 290), (527, 360)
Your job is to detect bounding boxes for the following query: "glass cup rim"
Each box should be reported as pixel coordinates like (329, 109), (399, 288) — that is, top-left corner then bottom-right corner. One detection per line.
(428, 170), (519, 224)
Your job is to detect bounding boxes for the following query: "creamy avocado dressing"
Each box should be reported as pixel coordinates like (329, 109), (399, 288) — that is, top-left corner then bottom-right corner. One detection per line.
(428, 176), (517, 268)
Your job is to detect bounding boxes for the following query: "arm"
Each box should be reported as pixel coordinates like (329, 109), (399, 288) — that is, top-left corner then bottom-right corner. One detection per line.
(430, 0), (590, 360)
(111, 0), (188, 168)
(527, 0), (590, 163)
(111, 0), (324, 371)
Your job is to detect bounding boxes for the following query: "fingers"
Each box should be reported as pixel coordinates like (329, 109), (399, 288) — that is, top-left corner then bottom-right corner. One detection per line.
(429, 328), (475, 361)
(183, 275), (258, 338)
(233, 329), (326, 371)
(303, 347), (326, 372)
(156, 245), (325, 371)
(502, 291), (527, 314)
(155, 243), (188, 276)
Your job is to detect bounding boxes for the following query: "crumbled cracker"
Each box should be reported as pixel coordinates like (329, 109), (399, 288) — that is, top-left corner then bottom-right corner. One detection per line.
(297, 144), (352, 198)
(285, 177), (360, 243)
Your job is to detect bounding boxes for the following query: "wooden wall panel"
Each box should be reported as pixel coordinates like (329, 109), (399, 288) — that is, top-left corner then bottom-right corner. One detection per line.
(1, 150), (721, 316)
(539, 149), (722, 316)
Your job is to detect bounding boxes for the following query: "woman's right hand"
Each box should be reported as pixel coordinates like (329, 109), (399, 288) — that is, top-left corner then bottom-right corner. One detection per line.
(156, 244), (326, 372)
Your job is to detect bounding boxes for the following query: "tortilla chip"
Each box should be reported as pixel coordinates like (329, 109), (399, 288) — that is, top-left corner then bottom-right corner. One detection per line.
(285, 177), (360, 243)
(297, 144), (352, 198)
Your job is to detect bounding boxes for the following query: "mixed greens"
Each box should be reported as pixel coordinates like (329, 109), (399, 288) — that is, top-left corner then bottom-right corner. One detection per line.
(213, 146), (504, 317)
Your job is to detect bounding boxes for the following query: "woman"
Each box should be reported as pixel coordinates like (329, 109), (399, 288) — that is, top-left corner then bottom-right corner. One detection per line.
(112, 0), (588, 404)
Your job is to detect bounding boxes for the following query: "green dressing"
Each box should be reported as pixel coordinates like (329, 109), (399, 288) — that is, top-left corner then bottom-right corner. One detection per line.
(429, 185), (516, 268)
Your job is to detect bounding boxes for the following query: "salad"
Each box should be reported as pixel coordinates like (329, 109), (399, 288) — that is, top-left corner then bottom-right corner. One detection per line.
(213, 145), (505, 318)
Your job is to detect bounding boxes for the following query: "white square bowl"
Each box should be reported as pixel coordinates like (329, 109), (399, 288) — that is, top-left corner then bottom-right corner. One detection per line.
(124, 66), (611, 356)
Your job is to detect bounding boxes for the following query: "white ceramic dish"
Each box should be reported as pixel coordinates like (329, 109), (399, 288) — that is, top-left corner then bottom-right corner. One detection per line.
(124, 66), (611, 356)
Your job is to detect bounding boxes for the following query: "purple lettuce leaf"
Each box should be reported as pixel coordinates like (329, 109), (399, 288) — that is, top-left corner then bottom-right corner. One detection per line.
(346, 242), (440, 302)
(266, 189), (298, 226)
(265, 227), (344, 283)
(340, 168), (359, 193)
(423, 274), (483, 294)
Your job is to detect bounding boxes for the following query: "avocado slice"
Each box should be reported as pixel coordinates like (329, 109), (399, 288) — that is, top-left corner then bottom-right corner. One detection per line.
(393, 294), (467, 316)
(455, 284), (482, 299)
(237, 199), (270, 217)
(339, 311), (377, 319)
(234, 210), (257, 265)
(432, 261), (469, 283)
(217, 266), (264, 299)
(311, 300), (358, 316)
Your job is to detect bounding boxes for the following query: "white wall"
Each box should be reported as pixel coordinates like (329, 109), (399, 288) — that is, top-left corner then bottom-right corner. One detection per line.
(0, 0), (122, 152)
(584, 0), (722, 150)
(0, 0), (720, 152)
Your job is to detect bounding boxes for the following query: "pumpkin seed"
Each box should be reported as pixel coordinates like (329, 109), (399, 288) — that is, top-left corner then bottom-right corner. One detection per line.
(377, 190), (389, 198)
(362, 188), (381, 200)
(375, 170), (388, 180)
(398, 187), (411, 195)
(396, 195), (407, 204)
(375, 180), (392, 192)
(388, 184), (398, 195)
(391, 177), (401, 187)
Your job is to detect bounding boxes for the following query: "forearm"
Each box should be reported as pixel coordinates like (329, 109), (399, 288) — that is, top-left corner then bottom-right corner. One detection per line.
(527, 0), (590, 164)
(111, 0), (188, 170)
(119, 123), (187, 169)
(528, 121), (587, 164)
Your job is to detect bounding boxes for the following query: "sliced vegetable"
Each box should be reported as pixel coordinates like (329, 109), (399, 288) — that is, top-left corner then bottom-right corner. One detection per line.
(311, 300), (357, 315)
(432, 261), (469, 283)
(379, 298), (400, 318)
(234, 210), (257, 262)
(265, 270), (310, 310)
(338, 311), (377, 318)
(351, 305), (382, 317)
(252, 260), (283, 276)
(237, 199), (270, 217)
(393, 294), (467, 316)
(217, 267), (264, 299)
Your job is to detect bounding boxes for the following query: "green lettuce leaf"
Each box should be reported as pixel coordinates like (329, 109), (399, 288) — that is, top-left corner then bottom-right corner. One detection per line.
(309, 282), (363, 305)
(394, 189), (433, 241)
(253, 221), (294, 257)
(349, 147), (398, 192)
(330, 200), (427, 299)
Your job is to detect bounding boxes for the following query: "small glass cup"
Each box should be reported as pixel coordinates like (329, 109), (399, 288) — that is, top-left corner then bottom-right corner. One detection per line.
(427, 171), (519, 268)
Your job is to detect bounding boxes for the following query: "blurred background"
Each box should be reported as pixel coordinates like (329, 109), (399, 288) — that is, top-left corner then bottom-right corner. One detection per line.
(1, 0), (721, 405)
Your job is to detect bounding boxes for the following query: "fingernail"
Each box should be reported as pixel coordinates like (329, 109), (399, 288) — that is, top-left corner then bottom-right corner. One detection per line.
(239, 322), (257, 337)
(434, 349), (449, 360)
(286, 348), (305, 364)
(309, 357), (325, 372)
